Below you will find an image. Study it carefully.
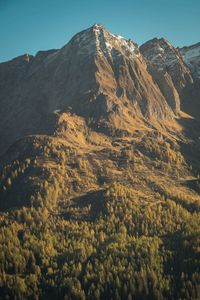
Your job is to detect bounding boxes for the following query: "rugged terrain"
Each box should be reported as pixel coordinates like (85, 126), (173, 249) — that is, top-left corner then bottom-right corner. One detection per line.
(0, 24), (200, 300)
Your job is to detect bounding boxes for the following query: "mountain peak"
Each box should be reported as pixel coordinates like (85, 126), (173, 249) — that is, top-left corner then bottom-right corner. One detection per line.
(140, 37), (194, 113)
(65, 24), (139, 61)
(147, 37), (171, 44)
(140, 37), (177, 64)
(91, 23), (104, 30)
(140, 36), (192, 76)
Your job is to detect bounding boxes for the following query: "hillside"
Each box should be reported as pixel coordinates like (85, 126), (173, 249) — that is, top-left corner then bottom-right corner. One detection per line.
(0, 24), (200, 300)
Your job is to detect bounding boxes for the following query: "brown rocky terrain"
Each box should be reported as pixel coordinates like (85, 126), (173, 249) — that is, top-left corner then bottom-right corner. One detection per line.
(0, 24), (175, 157)
(1, 25), (200, 159)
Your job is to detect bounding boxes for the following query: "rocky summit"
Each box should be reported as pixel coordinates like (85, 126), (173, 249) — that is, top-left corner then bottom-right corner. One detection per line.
(0, 24), (200, 300)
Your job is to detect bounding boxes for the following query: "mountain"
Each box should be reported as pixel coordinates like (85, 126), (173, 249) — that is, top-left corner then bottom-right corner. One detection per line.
(179, 42), (200, 79)
(0, 24), (176, 156)
(140, 38), (200, 120)
(0, 25), (200, 300)
(1, 25), (200, 157)
(176, 42), (200, 119)
(140, 38), (194, 113)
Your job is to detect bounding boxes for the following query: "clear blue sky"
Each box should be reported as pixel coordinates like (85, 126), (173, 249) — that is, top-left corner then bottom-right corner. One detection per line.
(0, 0), (200, 62)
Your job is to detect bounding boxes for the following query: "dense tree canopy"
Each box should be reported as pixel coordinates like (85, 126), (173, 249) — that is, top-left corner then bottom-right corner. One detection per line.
(0, 182), (199, 299)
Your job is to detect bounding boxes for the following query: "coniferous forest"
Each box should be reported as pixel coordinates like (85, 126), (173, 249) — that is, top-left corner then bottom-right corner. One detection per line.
(0, 130), (200, 300)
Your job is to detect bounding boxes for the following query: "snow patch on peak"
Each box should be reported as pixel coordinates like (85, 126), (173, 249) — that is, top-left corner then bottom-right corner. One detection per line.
(92, 23), (104, 30)
(64, 24), (139, 61)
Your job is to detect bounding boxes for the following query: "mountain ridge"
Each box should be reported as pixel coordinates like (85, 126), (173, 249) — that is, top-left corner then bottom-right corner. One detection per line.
(1, 24), (199, 158)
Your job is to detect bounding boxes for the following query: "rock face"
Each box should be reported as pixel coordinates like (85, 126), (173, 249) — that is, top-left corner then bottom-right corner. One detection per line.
(178, 43), (200, 117)
(140, 38), (193, 113)
(44, 24), (172, 120)
(0, 24), (199, 156)
(179, 42), (200, 79)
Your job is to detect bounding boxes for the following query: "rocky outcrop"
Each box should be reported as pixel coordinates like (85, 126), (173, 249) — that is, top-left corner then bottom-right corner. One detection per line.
(179, 42), (200, 80)
(140, 38), (193, 113)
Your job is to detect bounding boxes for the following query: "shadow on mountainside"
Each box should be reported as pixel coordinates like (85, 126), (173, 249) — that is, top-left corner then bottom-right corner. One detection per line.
(61, 189), (106, 221)
(177, 115), (200, 175)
